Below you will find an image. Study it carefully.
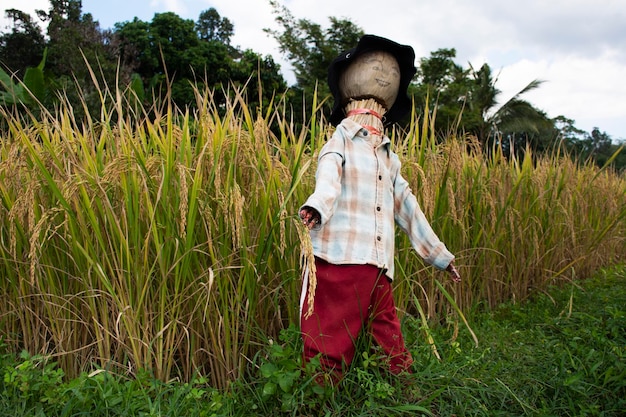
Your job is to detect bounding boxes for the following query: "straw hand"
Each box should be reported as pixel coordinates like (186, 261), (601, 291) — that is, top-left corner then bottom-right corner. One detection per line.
(299, 207), (321, 230)
(447, 262), (461, 283)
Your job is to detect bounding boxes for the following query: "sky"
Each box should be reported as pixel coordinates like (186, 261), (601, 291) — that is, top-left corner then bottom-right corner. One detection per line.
(1, 0), (625, 140)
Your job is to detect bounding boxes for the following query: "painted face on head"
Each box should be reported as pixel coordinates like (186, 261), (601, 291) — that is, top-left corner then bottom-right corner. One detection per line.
(339, 50), (401, 110)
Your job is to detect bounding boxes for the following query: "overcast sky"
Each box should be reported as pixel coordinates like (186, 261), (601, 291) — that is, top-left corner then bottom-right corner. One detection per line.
(2, 0), (625, 140)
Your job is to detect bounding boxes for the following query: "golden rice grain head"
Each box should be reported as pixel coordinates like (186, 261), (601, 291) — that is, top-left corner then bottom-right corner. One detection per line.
(29, 211), (50, 286)
(253, 117), (269, 149)
(178, 164), (189, 240)
(446, 182), (459, 224)
(278, 191), (286, 256)
(229, 182), (244, 249)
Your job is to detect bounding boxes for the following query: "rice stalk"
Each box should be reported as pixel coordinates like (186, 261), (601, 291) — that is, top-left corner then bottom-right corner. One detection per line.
(0, 73), (624, 389)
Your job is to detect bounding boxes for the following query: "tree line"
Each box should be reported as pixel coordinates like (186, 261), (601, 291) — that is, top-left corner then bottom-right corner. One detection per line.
(1, 0), (624, 170)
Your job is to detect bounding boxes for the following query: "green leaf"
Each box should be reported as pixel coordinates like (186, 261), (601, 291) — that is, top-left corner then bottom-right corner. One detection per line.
(0, 68), (22, 105)
(260, 363), (277, 378)
(278, 373), (295, 392)
(0, 67), (14, 90)
(262, 381), (277, 397)
(129, 73), (145, 103)
(23, 66), (45, 103)
(386, 404), (433, 414)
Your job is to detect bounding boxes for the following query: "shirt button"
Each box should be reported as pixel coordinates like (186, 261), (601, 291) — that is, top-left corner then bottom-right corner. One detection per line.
(376, 206), (381, 211)
(377, 236), (382, 241)
(378, 175), (382, 180)
(363, 130), (368, 136)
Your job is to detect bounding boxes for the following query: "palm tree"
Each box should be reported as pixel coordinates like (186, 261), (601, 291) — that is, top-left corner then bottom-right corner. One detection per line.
(464, 63), (548, 149)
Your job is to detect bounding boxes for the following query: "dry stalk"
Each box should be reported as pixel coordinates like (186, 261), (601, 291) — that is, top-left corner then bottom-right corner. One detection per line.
(295, 218), (316, 319)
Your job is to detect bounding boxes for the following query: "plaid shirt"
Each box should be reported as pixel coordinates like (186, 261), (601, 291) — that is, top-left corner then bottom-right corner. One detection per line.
(301, 118), (454, 280)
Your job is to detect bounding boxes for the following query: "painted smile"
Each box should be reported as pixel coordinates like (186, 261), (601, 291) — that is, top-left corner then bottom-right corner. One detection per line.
(375, 78), (390, 87)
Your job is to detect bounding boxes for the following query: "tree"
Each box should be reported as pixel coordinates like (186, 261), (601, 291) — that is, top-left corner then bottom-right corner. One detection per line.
(414, 48), (550, 153)
(554, 115), (586, 144)
(466, 63), (548, 148)
(116, 12), (231, 106)
(265, 0), (363, 124)
(557, 121), (625, 171)
(266, 0), (363, 91)
(577, 128), (614, 167)
(0, 9), (46, 78)
(38, 0), (92, 76)
(1, 1), (126, 121)
(29, 0), (131, 120)
(114, 18), (153, 75)
(230, 49), (287, 111)
(414, 48), (471, 133)
(196, 8), (233, 45)
(115, 9), (286, 112)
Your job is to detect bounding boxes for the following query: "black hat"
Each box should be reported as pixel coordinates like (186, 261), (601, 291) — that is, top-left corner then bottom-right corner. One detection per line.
(328, 34), (416, 127)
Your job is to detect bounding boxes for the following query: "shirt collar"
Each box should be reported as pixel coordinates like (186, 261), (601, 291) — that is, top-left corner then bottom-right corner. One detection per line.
(337, 118), (391, 147)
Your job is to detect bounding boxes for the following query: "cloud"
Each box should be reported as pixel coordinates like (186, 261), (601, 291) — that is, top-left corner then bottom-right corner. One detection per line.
(2, 0), (625, 138)
(3, 0), (49, 13)
(149, 0), (188, 16)
(497, 52), (626, 136)
(114, 0), (626, 138)
(0, 0), (49, 30)
(208, 0), (278, 54)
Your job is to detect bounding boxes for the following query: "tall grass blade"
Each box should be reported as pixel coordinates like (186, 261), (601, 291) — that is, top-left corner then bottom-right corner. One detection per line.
(434, 280), (479, 347)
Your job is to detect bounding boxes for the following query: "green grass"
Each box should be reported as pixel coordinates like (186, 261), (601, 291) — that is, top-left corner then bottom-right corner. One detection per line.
(412, 264), (626, 416)
(2, 264), (624, 416)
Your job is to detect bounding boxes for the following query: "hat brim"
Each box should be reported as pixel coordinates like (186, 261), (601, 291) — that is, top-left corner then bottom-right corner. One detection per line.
(328, 35), (416, 126)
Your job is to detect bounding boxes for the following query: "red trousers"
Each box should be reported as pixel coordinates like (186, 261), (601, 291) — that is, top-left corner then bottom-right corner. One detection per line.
(300, 258), (413, 375)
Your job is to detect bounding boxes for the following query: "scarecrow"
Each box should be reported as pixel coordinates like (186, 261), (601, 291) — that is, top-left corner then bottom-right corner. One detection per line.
(299, 35), (461, 380)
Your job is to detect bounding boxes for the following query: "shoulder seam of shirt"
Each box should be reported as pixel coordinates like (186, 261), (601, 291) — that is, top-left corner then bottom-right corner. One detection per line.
(338, 118), (367, 139)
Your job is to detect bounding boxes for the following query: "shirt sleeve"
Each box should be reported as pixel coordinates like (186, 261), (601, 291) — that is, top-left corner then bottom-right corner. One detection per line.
(300, 135), (345, 226)
(392, 158), (455, 270)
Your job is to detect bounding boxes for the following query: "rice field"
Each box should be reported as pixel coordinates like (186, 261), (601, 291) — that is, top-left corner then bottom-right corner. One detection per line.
(0, 85), (624, 390)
